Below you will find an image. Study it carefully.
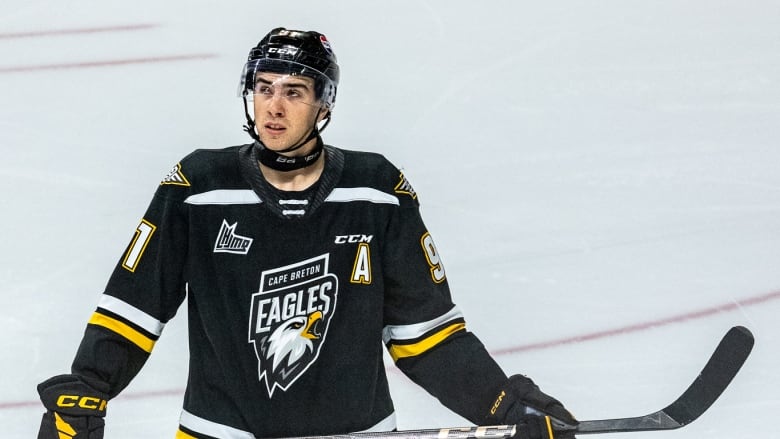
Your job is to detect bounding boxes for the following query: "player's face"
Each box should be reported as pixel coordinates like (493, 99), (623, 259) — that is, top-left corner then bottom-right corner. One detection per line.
(252, 72), (325, 153)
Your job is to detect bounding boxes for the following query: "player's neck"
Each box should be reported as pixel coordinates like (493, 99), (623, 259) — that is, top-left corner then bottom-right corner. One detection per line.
(259, 150), (325, 192)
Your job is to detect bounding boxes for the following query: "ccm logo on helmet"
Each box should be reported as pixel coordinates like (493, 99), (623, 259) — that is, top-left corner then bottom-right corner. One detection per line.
(56, 395), (108, 412)
(268, 47), (298, 55)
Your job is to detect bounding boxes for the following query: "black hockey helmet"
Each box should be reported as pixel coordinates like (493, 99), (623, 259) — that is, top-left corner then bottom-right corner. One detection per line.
(239, 27), (339, 110)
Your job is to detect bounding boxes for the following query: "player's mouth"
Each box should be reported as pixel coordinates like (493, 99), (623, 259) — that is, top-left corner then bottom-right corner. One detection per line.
(264, 123), (287, 136)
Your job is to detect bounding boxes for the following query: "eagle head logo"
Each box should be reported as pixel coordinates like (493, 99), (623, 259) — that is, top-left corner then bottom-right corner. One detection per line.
(255, 309), (329, 396)
(265, 311), (322, 371)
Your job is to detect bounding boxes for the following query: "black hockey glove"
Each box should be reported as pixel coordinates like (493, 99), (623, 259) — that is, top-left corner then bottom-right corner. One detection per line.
(37, 374), (109, 439)
(486, 375), (578, 439)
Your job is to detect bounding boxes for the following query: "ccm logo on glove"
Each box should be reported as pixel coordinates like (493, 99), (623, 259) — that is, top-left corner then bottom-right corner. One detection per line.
(56, 395), (107, 412)
(490, 390), (506, 416)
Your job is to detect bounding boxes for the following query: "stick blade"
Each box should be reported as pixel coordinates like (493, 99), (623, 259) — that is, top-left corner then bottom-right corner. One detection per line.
(662, 325), (754, 425)
(575, 326), (754, 434)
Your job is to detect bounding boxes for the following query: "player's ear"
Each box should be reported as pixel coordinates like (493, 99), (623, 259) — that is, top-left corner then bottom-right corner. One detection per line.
(317, 108), (330, 123)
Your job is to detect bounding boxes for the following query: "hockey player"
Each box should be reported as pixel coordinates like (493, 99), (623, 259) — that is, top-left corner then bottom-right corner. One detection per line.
(36, 28), (578, 439)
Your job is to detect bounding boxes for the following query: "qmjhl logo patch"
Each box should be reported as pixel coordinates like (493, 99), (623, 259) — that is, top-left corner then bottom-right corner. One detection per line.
(248, 254), (338, 396)
(214, 220), (253, 254)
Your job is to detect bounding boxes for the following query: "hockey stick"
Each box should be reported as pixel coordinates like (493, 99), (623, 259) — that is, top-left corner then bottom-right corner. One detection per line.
(572, 325), (753, 434)
(292, 326), (753, 438)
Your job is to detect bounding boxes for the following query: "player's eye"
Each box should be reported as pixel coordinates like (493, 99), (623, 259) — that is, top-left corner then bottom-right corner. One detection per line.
(254, 85), (273, 95)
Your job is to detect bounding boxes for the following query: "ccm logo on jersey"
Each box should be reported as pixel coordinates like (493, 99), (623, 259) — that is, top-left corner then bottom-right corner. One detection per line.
(334, 234), (373, 244)
(56, 395), (108, 412)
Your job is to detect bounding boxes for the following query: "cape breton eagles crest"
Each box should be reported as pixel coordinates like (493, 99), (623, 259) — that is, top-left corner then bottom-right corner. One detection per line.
(248, 254), (338, 397)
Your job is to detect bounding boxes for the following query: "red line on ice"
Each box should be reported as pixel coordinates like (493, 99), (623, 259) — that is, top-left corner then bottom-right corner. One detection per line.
(0, 54), (218, 74)
(2, 290), (778, 410)
(0, 23), (159, 39)
(491, 289), (780, 355)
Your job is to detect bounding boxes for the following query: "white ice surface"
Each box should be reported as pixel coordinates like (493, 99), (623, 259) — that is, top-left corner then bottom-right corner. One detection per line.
(1, 1), (778, 437)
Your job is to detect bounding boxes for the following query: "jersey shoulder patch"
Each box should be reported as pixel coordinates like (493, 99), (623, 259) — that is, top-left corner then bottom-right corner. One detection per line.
(393, 172), (417, 200)
(157, 145), (247, 197)
(161, 162), (191, 186)
(337, 148), (421, 207)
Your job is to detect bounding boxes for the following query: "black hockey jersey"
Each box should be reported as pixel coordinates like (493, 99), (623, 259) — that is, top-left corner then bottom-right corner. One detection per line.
(71, 143), (507, 438)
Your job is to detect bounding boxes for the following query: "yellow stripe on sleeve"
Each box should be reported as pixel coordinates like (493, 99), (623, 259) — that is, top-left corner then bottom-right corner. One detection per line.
(388, 322), (466, 361)
(88, 312), (156, 353)
(175, 429), (198, 439)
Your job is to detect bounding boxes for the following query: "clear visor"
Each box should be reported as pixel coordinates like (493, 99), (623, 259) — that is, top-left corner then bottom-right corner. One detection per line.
(238, 59), (336, 109)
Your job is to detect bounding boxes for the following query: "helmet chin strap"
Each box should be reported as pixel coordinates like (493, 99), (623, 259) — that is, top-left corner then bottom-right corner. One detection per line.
(256, 136), (324, 172)
(242, 96), (331, 172)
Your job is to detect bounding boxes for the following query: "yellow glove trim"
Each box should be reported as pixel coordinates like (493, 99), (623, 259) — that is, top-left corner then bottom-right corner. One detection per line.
(53, 412), (77, 438)
(545, 416), (555, 439)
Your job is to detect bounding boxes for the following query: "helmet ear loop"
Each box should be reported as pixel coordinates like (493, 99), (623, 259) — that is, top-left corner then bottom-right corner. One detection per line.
(242, 93), (260, 141)
(317, 107), (332, 133)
